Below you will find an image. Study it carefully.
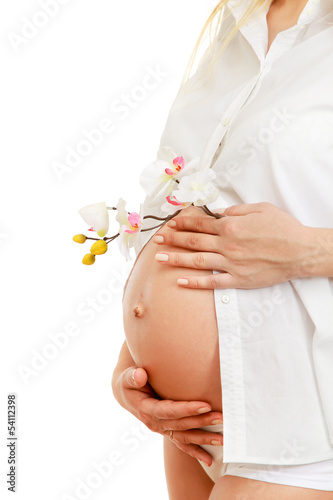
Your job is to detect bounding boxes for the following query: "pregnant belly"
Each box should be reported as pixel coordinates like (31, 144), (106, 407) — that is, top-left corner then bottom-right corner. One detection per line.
(122, 206), (222, 412)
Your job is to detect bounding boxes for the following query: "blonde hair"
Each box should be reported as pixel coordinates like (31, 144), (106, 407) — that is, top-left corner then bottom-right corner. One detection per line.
(180, 0), (271, 95)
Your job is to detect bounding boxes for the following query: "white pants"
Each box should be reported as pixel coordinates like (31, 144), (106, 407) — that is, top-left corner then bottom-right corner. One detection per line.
(199, 425), (333, 491)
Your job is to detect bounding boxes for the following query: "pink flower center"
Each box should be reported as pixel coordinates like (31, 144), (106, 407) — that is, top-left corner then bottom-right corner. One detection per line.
(173, 156), (185, 171)
(164, 156), (185, 176)
(125, 212), (141, 234)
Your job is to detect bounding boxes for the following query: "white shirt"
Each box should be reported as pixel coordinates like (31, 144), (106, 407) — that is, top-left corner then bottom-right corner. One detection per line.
(135, 0), (333, 464)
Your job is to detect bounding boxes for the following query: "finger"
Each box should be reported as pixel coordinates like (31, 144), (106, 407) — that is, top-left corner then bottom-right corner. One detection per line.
(166, 214), (220, 234)
(170, 428), (223, 447)
(157, 411), (224, 432)
(153, 231), (220, 252)
(124, 367), (148, 389)
(155, 251), (225, 271)
(145, 399), (212, 421)
(224, 202), (272, 217)
(176, 272), (239, 289)
(172, 442), (214, 467)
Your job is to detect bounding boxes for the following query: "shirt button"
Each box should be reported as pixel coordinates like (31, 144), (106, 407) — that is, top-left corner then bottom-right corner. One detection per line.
(222, 118), (230, 127)
(221, 294), (230, 304)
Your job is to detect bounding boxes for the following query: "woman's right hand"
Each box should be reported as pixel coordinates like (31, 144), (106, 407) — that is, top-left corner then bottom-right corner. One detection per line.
(112, 365), (224, 466)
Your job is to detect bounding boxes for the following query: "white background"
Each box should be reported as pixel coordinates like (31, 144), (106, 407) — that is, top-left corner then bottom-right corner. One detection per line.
(0, 1), (217, 499)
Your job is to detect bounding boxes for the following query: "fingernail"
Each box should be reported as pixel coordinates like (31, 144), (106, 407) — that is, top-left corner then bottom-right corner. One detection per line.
(177, 278), (188, 285)
(131, 369), (137, 383)
(199, 459), (211, 467)
(153, 235), (164, 243)
(167, 220), (176, 228)
(211, 419), (223, 425)
(197, 407), (210, 414)
(211, 440), (223, 446)
(155, 253), (168, 262)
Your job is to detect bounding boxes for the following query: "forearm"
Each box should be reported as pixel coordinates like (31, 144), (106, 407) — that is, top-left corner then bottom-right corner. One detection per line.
(300, 227), (333, 278)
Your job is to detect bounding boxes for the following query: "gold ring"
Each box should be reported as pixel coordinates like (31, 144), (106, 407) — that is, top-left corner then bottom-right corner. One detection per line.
(169, 430), (173, 440)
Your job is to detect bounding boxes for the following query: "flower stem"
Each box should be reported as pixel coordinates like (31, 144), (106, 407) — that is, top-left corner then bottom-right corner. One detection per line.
(201, 205), (224, 219)
(104, 233), (120, 243)
(143, 215), (169, 221)
(141, 224), (165, 232)
(142, 209), (182, 232)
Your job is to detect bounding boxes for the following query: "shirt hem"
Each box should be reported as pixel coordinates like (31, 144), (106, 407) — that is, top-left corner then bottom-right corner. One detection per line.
(223, 450), (333, 466)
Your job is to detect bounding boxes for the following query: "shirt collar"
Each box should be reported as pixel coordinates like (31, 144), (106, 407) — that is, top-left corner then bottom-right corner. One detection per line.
(226, 0), (255, 25)
(296, 0), (333, 26)
(226, 0), (333, 27)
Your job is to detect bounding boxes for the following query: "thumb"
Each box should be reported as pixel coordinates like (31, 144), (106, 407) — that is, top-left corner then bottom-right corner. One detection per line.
(125, 367), (148, 388)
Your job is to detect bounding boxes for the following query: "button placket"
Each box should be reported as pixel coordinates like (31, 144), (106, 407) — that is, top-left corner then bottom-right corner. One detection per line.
(221, 294), (230, 304)
(201, 73), (263, 170)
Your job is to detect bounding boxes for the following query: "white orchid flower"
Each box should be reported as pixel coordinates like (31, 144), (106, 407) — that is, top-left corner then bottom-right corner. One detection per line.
(139, 146), (201, 202)
(116, 198), (143, 261)
(163, 170), (219, 210)
(79, 202), (109, 237)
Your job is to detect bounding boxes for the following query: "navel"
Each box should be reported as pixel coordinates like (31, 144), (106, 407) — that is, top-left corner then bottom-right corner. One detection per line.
(133, 302), (145, 318)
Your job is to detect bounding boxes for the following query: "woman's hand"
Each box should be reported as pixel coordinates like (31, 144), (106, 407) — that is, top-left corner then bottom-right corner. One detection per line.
(153, 202), (323, 289)
(112, 365), (224, 466)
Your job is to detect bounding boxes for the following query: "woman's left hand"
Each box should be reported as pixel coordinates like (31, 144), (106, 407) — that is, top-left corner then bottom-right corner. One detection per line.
(152, 202), (317, 289)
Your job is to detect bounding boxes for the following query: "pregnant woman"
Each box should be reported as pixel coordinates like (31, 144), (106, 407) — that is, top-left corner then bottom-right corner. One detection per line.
(112, 0), (333, 498)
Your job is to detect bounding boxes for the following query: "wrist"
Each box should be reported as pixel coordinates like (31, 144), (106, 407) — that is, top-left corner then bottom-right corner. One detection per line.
(296, 226), (333, 278)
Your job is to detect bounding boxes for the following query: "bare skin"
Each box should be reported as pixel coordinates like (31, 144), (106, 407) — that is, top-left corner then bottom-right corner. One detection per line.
(165, 437), (333, 500)
(161, 1), (333, 497)
(112, 1), (333, 498)
(266, 0), (309, 53)
(112, 340), (224, 466)
(116, 205), (224, 468)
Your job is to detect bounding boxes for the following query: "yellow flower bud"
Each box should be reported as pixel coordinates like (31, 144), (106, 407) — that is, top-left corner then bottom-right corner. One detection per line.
(82, 253), (95, 265)
(90, 240), (108, 255)
(73, 234), (87, 244)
